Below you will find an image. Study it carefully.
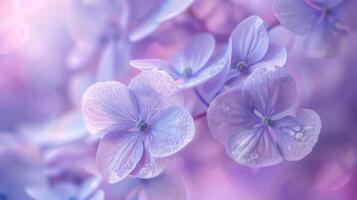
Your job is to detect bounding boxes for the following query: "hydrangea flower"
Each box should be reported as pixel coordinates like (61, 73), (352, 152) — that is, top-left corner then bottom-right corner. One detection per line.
(196, 16), (287, 104)
(273, 0), (357, 57)
(130, 33), (231, 89)
(26, 177), (104, 200)
(207, 66), (321, 167)
(81, 70), (195, 183)
(67, 0), (193, 71)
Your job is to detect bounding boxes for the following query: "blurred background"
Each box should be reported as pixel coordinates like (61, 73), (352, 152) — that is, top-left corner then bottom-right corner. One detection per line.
(1, 0), (357, 199)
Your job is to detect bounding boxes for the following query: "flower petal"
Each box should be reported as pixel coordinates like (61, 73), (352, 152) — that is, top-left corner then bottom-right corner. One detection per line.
(155, 0), (194, 22)
(142, 174), (187, 200)
(243, 66), (297, 116)
(196, 39), (233, 102)
(250, 43), (287, 71)
(130, 59), (170, 71)
(171, 33), (215, 74)
(272, 109), (321, 161)
(128, 70), (183, 123)
(97, 39), (131, 81)
(226, 127), (283, 167)
(333, 0), (357, 31)
(81, 81), (139, 135)
(230, 15), (269, 65)
(179, 38), (232, 89)
(96, 131), (143, 183)
(207, 87), (260, 143)
(268, 25), (296, 51)
(273, 0), (319, 34)
(130, 148), (169, 179)
(149, 106), (195, 157)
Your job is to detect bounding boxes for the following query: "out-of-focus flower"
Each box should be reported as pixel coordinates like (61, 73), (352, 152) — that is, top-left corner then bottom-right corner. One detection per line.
(103, 173), (186, 200)
(207, 66), (321, 167)
(82, 70), (195, 183)
(66, 0), (193, 73)
(273, 0), (357, 57)
(0, 147), (46, 200)
(130, 33), (231, 89)
(26, 176), (104, 200)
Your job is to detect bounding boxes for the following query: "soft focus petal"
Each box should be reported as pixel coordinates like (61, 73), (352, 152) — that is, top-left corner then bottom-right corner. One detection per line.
(207, 87), (260, 143)
(155, 0), (193, 22)
(230, 15), (269, 64)
(171, 33), (215, 74)
(78, 176), (102, 199)
(304, 22), (341, 58)
(272, 109), (321, 161)
(243, 66), (297, 116)
(82, 81), (139, 135)
(97, 131), (143, 183)
(226, 127), (283, 167)
(268, 25), (296, 51)
(333, 0), (357, 31)
(250, 43), (287, 71)
(149, 106), (195, 157)
(97, 39), (131, 81)
(179, 38), (232, 89)
(128, 70), (183, 123)
(130, 148), (169, 178)
(273, 0), (319, 34)
(142, 174), (187, 200)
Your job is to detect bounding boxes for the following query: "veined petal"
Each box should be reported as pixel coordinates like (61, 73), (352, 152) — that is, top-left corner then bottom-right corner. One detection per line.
(179, 38), (232, 89)
(273, 0), (319, 34)
(243, 66), (297, 117)
(196, 39), (233, 102)
(226, 127), (283, 167)
(130, 148), (169, 178)
(149, 106), (195, 157)
(128, 70), (183, 123)
(272, 109), (321, 161)
(96, 131), (143, 183)
(81, 81), (139, 135)
(207, 87), (260, 143)
(171, 33), (215, 74)
(230, 16), (269, 65)
(250, 43), (287, 71)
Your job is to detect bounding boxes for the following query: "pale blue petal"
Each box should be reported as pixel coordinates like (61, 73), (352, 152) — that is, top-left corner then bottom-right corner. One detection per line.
(272, 109), (321, 161)
(243, 66), (297, 117)
(130, 59), (170, 71)
(226, 127), (283, 167)
(207, 87), (260, 143)
(196, 39), (233, 103)
(82, 81), (139, 135)
(128, 70), (183, 123)
(156, 0), (194, 22)
(268, 25), (296, 51)
(97, 39), (131, 81)
(171, 33), (215, 74)
(130, 148), (169, 178)
(230, 16), (269, 65)
(304, 20), (343, 58)
(273, 0), (320, 34)
(250, 43), (287, 71)
(179, 37), (232, 89)
(78, 176), (102, 199)
(97, 131), (143, 183)
(149, 106), (195, 157)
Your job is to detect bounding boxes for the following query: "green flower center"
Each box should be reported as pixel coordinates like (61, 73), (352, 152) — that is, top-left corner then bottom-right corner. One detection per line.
(183, 67), (193, 77)
(236, 61), (247, 73)
(262, 116), (271, 126)
(137, 120), (148, 132)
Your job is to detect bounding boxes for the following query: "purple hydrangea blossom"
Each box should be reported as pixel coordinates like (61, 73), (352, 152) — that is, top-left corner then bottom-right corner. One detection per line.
(130, 33), (231, 89)
(81, 70), (195, 183)
(273, 0), (357, 57)
(196, 16), (287, 104)
(207, 66), (321, 167)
